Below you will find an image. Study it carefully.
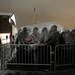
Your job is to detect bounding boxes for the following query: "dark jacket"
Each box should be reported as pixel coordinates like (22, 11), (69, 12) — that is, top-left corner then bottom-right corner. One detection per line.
(46, 31), (61, 45)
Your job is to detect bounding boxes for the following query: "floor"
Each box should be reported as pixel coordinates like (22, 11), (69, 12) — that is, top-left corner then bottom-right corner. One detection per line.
(0, 70), (75, 75)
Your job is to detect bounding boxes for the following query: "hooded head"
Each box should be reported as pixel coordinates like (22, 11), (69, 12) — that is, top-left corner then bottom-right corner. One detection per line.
(33, 27), (39, 33)
(50, 25), (57, 32)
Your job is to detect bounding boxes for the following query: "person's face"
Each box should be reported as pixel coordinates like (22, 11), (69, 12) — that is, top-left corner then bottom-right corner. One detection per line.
(51, 26), (57, 32)
(53, 27), (57, 31)
(43, 30), (48, 34)
(33, 29), (38, 33)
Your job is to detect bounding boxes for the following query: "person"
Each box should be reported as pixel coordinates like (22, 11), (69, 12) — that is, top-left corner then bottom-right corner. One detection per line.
(32, 27), (40, 43)
(59, 30), (75, 64)
(23, 27), (40, 63)
(27, 27), (40, 44)
(40, 27), (48, 44)
(46, 25), (61, 51)
(8, 27), (30, 63)
(15, 27), (29, 44)
(23, 27), (41, 64)
(70, 29), (75, 63)
(39, 27), (50, 64)
(45, 25), (61, 70)
(16, 27), (30, 63)
(71, 29), (75, 44)
(29, 27), (40, 64)
(60, 32), (65, 44)
(63, 30), (74, 44)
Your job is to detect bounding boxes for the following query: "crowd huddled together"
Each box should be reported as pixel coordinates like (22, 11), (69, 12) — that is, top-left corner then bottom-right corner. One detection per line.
(15, 25), (75, 48)
(9, 25), (75, 64)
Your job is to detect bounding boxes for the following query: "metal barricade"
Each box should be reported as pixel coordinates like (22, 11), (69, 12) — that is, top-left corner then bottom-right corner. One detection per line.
(2, 44), (75, 72)
(1, 44), (12, 70)
(54, 44), (75, 71)
(1, 44), (52, 71)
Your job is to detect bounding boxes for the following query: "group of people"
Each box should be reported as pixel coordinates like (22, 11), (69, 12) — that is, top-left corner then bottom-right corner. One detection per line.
(9, 25), (75, 64)
(15, 25), (60, 46)
(15, 25), (75, 48)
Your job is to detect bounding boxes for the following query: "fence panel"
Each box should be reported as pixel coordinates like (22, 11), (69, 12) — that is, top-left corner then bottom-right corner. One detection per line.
(2, 44), (75, 72)
(54, 44), (75, 71)
(1, 44), (52, 71)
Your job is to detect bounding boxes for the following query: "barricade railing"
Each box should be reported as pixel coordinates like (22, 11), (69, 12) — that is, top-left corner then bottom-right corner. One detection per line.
(1, 44), (12, 70)
(54, 44), (75, 71)
(1, 44), (75, 72)
(1, 44), (52, 71)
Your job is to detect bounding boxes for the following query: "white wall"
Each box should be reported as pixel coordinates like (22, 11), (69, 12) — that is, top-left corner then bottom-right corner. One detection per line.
(0, 0), (75, 29)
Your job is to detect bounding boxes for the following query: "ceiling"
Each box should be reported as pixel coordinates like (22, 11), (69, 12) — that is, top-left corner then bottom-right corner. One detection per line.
(0, 0), (75, 29)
